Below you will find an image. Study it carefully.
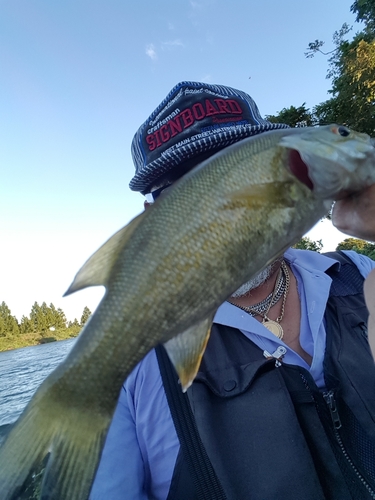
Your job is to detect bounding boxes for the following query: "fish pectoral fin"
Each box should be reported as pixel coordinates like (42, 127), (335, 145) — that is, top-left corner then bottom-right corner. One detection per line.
(163, 315), (214, 392)
(64, 211), (146, 296)
(225, 181), (298, 209)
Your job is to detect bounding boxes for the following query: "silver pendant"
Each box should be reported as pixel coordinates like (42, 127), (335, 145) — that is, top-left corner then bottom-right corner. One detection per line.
(262, 319), (284, 339)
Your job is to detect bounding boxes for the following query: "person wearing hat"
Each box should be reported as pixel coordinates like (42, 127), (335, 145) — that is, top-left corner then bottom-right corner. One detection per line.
(90, 82), (375, 500)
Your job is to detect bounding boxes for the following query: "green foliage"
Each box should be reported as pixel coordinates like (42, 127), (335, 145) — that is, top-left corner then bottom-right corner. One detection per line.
(351, 0), (375, 34)
(336, 237), (375, 258)
(56, 307), (67, 328)
(80, 306), (92, 327)
(50, 303), (67, 329)
(30, 302), (46, 333)
(265, 103), (314, 128)
(0, 301), (91, 350)
(0, 302), (19, 337)
(67, 318), (81, 337)
(306, 3), (375, 135)
(293, 237), (323, 252)
(19, 315), (33, 334)
(0, 315), (4, 337)
(313, 35), (375, 134)
(29, 301), (68, 335)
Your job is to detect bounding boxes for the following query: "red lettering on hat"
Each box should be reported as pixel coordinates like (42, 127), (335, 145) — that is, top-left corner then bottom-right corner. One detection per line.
(205, 99), (219, 116)
(146, 134), (157, 151)
(227, 99), (243, 114)
(144, 94), (245, 154)
(153, 129), (163, 148)
(180, 109), (194, 128)
(192, 103), (206, 120)
(169, 116), (183, 137)
(214, 99), (231, 114)
(160, 124), (170, 142)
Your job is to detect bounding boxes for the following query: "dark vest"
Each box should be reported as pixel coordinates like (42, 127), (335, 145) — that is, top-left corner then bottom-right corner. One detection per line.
(160, 254), (375, 500)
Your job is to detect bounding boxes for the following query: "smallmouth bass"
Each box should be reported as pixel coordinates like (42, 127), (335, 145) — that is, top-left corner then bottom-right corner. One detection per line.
(0, 125), (374, 499)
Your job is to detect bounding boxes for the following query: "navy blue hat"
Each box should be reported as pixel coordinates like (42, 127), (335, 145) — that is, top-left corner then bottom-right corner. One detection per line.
(130, 81), (288, 194)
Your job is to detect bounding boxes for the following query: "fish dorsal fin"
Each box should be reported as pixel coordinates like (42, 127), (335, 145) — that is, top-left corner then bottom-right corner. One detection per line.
(64, 212), (146, 296)
(164, 314), (214, 392)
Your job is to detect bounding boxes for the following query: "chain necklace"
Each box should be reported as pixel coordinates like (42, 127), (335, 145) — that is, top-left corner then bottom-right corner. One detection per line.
(232, 264), (287, 316)
(229, 260), (290, 340)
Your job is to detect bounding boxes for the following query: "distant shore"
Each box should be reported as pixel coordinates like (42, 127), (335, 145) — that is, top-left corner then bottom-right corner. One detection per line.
(0, 327), (80, 352)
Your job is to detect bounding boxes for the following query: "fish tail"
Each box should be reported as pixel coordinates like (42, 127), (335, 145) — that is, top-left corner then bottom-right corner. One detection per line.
(0, 387), (110, 500)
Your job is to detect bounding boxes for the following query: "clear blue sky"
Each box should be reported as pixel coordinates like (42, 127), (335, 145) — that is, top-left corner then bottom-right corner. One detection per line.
(0, 0), (358, 322)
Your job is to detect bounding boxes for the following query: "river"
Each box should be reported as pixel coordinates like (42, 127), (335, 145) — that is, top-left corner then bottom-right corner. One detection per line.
(0, 338), (76, 445)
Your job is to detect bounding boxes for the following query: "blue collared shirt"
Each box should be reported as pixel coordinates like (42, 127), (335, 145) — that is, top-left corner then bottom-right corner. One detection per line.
(90, 250), (375, 500)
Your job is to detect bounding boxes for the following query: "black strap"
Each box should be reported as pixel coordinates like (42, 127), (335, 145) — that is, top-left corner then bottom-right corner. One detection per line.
(324, 249), (364, 270)
(155, 344), (227, 500)
(324, 250), (366, 297)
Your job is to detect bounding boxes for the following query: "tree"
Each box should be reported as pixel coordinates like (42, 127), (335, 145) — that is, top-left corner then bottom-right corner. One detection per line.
(67, 318), (81, 337)
(0, 302), (19, 337)
(56, 308), (67, 329)
(337, 237), (368, 252)
(0, 315), (5, 337)
(313, 35), (375, 134)
(29, 301), (47, 333)
(49, 303), (67, 330)
(68, 318), (80, 328)
(41, 302), (55, 330)
(307, 4), (375, 135)
(266, 104), (314, 128)
(336, 237), (375, 258)
(80, 306), (92, 327)
(293, 237), (323, 252)
(19, 315), (33, 334)
(351, 0), (375, 34)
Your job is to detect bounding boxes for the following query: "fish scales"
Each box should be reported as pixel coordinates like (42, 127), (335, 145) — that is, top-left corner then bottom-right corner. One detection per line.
(0, 125), (374, 499)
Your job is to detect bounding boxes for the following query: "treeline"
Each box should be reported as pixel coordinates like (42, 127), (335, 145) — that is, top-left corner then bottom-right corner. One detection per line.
(294, 236), (375, 259)
(336, 238), (375, 260)
(0, 301), (92, 350)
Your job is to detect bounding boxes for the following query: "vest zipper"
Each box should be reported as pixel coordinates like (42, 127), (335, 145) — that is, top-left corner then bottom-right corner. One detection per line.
(323, 390), (375, 499)
(298, 375), (375, 498)
(323, 390), (342, 429)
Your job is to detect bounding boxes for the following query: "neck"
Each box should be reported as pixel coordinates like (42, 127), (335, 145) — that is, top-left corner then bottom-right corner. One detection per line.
(229, 261), (283, 311)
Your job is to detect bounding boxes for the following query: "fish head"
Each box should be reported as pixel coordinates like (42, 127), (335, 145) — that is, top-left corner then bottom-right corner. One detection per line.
(279, 125), (375, 199)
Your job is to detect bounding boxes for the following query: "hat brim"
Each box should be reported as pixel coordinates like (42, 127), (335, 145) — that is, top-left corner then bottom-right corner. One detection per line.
(130, 122), (288, 194)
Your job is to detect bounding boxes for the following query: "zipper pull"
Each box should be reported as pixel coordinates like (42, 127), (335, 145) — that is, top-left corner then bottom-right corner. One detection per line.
(324, 391), (342, 430)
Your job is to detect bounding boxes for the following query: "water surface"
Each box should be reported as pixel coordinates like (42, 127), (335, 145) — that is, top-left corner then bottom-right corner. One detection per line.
(0, 339), (76, 443)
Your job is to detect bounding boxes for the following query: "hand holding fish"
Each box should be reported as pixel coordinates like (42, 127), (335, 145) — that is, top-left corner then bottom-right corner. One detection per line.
(333, 183), (375, 242)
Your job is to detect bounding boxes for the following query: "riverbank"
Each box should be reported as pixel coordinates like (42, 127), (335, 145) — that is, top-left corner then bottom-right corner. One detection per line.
(0, 326), (81, 352)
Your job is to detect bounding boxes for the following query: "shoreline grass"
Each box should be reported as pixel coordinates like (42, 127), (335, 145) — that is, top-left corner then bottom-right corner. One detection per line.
(0, 326), (81, 352)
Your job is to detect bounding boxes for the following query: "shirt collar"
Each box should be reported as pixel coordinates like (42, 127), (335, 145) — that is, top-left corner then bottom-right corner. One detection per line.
(213, 248), (340, 326)
(284, 248), (341, 274)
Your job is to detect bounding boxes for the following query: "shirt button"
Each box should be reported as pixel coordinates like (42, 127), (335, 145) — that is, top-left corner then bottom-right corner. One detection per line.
(223, 380), (237, 392)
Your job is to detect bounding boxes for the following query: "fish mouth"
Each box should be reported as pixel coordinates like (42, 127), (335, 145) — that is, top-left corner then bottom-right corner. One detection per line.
(288, 149), (314, 190)
(288, 148), (365, 200)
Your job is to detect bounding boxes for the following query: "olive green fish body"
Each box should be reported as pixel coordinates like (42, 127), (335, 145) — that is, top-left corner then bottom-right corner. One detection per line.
(0, 125), (374, 499)
(63, 130), (326, 388)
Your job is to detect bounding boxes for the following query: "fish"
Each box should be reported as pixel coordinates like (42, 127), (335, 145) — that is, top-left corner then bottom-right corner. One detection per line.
(0, 125), (374, 500)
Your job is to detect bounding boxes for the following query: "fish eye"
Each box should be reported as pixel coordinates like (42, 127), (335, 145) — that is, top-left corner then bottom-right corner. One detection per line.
(338, 126), (350, 137)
